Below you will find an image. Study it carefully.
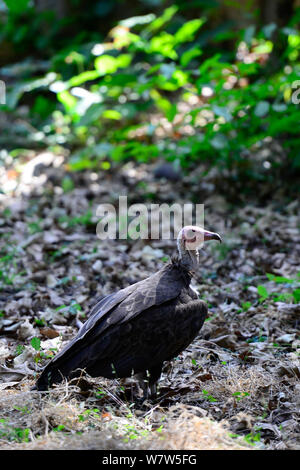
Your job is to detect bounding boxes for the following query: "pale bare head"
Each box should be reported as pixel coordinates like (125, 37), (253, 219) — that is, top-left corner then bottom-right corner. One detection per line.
(177, 225), (222, 269)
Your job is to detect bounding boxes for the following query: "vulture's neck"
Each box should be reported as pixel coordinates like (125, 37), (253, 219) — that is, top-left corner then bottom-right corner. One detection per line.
(177, 238), (199, 272)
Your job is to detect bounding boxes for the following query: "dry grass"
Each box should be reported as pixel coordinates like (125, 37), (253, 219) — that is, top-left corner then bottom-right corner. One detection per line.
(0, 336), (299, 450)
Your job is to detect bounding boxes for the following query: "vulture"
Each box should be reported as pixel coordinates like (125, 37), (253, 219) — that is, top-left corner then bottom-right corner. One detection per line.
(34, 225), (221, 397)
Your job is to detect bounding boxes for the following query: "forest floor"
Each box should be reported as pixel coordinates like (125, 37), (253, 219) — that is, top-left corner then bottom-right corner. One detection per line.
(0, 151), (299, 450)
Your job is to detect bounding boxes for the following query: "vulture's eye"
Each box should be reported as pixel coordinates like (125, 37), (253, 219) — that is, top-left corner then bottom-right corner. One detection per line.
(186, 229), (195, 238)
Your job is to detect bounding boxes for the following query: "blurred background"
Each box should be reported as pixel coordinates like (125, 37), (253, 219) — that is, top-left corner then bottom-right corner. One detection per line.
(0, 0), (299, 199)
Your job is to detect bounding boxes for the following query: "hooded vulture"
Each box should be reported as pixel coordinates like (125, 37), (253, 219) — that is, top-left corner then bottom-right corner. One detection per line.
(34, 226), (221, 396)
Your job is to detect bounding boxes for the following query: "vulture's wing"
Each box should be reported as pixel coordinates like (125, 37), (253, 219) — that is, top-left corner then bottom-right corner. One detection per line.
(40, 262), (190, 371)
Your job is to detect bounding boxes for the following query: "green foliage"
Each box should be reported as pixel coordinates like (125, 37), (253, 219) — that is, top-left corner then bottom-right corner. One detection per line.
(78, 408), (101, 422)
(15, 344), (25, 356)
(242, 301), (252, 311)
(53, 301), (82, 322)
(202, 389), (217, 402)
(257, 285), (269, 302)
(232, 391), (250, 401)
(256, 272), (300, 304)
(94, 388), (108, 399)
(244, 431), (262, 446)
(52, 424), (66, 432)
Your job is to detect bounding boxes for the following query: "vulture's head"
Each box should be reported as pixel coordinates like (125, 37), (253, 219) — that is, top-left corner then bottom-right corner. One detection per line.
(177, 225), (222, 270)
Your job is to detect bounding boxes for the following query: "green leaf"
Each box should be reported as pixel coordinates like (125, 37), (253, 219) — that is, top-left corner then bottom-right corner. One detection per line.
(120, 13), (156, 28)
(242, 301), (252, 311)
(149, 33), (177, 59)
(94, 54), (131, 76)
(165, 103), (177, 122)
(95, 55), (118, 75)
(69, 302), (82, 315)
(62, 177), (75, 193)
(272, 103), (287, 112)
(159, 63), (176, 79)
(146, 5), (178, 33)
(180, 47), (202, 67)
(68, 150), (95, 171)
(57, 90), (77, 114)
(292, 288), (300, 303)
(244, 25), (256, 45)
(55, 305), (67, 311)
(211, 133), (228, 149)
(212, 105), (232, 122)
(68, 70), (100, 88)
(150, 89), (176, 121)
(53, 424), (65, 432)
(79, 103), (104, 127)
(30, 337), (41, 351)
(6, 74), (57, 109)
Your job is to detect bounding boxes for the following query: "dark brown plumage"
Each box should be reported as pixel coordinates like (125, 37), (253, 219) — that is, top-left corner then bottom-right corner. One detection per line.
(34, 226), (221, 396)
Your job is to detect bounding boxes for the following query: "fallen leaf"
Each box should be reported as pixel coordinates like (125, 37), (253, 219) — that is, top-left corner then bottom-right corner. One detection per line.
(40, 327), (60, 339)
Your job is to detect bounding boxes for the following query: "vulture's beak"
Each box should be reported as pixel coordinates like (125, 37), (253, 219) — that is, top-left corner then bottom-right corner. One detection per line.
(203, 231), (222, 243)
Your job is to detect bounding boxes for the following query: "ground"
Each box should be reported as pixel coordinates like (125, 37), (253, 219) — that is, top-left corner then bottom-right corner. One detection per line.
(0, 152), (299, 450)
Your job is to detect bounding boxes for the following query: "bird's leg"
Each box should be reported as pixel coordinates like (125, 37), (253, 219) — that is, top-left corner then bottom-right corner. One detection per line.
(149, 382), (157, 397)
